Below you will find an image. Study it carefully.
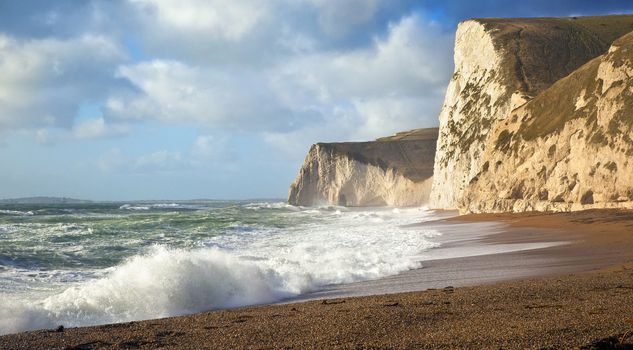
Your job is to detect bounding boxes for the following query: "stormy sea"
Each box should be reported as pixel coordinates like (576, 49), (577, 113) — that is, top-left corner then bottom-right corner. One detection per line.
(0, 201), (442, 334)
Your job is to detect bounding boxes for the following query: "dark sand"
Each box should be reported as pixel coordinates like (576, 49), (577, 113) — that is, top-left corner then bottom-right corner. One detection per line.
(2, 209), (633, 349)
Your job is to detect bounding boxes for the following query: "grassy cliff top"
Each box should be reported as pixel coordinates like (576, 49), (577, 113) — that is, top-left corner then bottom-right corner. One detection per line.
(316, 128), (438, 182)
(513, 30), (633, 143)
(473, 15), (633, 96)
(375, 127), (439, 142)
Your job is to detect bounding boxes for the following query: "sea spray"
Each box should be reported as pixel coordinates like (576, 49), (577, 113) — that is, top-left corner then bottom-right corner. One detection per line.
(0, 202), (440, 334)
(0, 247), (286, 333)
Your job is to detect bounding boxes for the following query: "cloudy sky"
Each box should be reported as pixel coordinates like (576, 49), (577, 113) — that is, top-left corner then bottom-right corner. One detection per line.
(1, 0), (632, 200)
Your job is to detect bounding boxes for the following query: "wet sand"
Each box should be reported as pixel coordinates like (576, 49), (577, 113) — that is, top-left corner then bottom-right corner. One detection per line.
(292, 209), (633, 302)
(2, 209), (633, 349)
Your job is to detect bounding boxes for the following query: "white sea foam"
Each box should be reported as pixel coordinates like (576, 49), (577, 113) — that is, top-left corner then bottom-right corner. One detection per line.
(0, 210), (34, 216)
(149, 203), (203, 210)
(0, 247), (287, 333)
(0, 206), (438, 335)
(119, 203), (202, 211)
(244, 202), (301, 211)
(119, 204), (150, 211)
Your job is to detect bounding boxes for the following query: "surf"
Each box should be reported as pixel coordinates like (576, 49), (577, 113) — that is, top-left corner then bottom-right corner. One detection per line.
(0, 203), (439, 335)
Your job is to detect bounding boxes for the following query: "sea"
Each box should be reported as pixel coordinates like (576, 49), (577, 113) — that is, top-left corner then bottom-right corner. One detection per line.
(0, 201), (443, 335)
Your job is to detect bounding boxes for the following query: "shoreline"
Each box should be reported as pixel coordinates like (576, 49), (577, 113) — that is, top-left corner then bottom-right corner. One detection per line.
(290, 209), (633, 304)
(286, 219), (570, 303)
(2, 209), (633, 349)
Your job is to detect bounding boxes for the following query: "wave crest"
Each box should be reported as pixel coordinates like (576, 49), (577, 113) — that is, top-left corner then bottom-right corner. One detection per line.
(0, 246), (289, 334)
(0, 206), (438, 335)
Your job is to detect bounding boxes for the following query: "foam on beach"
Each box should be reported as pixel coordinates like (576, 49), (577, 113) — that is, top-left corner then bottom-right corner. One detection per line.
(0, 204), (439, 334)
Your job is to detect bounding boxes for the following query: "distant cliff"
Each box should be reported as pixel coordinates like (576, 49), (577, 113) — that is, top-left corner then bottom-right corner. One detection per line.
(288, 128), (438, 207)
(430, 15), (633, 212)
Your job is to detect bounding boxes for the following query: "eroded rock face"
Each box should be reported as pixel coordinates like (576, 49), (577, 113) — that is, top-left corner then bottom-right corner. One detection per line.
(431, 15), (633, 211)
(461, 32), (633, 213)
(288, 128), (437, 207)
(430, 20), (508, 209)
(289, 15), (633, 211)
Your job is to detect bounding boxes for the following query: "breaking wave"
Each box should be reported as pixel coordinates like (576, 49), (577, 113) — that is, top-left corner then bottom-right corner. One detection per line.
(0, 204), (438, 335)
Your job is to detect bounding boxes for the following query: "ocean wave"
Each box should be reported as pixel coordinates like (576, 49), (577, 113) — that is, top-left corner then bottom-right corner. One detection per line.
(119, 203), (202, 211)
(150, 203), (202, 210)
(0, 210), (34, 216)
(0, 205), (439, 335)
(243, 202), (301, 211)
(0, 211), (438, 334)
(119, 204), (150, 211)
(0, 247), (288, 334)
(0, 223), (92, 240)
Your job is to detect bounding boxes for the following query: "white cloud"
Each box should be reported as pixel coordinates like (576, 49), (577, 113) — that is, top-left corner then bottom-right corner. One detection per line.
(262, 95), (439, 159)
(124, 0), (279, 65)
(263, 15), (453, 152)
(98, 149), (185, 173)
(107, 60), (300, 131)
(349, 96), (441, 140)
(1, 3), (454, 173)
(129, 0), (269, 41)
(34, 129), (53, 145)
(97, 134), (236, 174)
(191, 135), (232, 162)
(72, 118), (131, 140)
(30, 118), (130, 145)
(0, 34), (127, 130)
(0, 4), (451, 149)
(106, 15), (451, 142)
(120, 0), (413, 65)
(272, 15), (452, 102)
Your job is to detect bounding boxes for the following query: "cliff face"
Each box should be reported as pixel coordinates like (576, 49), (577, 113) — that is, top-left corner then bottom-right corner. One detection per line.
(288, 15), (633, 211)
(431, 15), (633, 211)
(461, 31), (633, 213)
(288, 128), (438, 207)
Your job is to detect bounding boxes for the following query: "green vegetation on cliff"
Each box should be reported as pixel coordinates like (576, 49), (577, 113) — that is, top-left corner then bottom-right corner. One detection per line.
(479, 15), (633, 97)
(318, 128), (438, 183)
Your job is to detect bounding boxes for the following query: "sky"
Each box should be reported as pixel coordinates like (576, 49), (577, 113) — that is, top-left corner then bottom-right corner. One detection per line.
(1, 1), (632, 201)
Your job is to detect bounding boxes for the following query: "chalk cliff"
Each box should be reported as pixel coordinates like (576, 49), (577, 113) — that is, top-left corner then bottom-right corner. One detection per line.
(461, 30), (633, 213)
(288, 128), (438, 207)
(289, 15), (633, 212)
(430, 15), (633, 212)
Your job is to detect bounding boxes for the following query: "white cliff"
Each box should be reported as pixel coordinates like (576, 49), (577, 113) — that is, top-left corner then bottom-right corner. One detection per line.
(430, 20), (509, 209)
(461, 31), (633, 213)
(288, 128), (437, 207)
(289, 15), (633, 212)
(430, 15), (633, 211)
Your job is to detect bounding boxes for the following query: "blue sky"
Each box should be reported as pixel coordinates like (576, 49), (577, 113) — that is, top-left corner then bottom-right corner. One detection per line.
(1, 0), (632, 200)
